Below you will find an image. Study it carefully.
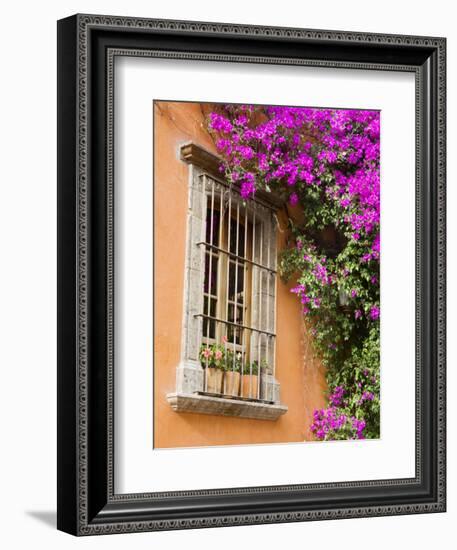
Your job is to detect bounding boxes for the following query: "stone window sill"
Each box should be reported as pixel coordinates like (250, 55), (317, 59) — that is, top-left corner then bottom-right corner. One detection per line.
(166, 392), (288, 421)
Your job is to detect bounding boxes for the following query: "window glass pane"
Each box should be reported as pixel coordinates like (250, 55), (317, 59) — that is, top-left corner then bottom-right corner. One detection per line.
(227, 303), (244, 345)
(203, 296), (217, 339)
(238, 264), (245, 298)
(227, 303), (243, 324)
(228, 216), (245, 256)
(227, 324), (243, 346)
(228, 261), (245, 302)
(204, 253), (218, 296)
(205, 207), (220, 245)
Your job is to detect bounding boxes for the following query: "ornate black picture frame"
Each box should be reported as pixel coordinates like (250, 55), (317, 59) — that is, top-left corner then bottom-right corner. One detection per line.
(57, 14), (446, 535)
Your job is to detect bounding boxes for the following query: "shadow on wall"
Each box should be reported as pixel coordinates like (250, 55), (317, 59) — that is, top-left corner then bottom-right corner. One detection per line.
(25, 510), (56, 529)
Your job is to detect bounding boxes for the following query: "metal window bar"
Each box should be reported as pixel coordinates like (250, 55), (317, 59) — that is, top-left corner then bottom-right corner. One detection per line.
(225, 190), (232, 383)
(242, 202), (248, 397)
(198, 174), (276, 401)
(199, 171), (277, 214)
(231, 201), (240, 390)
(257, 220), (263, 399)
(197, 172), (206, 390)
(249, 206), (256, 398)
(197, 242), (276, 274)
(266, 216), (275, 379)
(216, 185), (225, 348)
(272, 228), (277, 380)
(266, 220), (270, 381)
(195, 313), (275, 338)
(205, 177), (215, 391)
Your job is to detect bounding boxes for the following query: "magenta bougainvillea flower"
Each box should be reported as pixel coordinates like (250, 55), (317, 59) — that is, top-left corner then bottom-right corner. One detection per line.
(369, 305), (380, 320)
(207, 104), (380, 441)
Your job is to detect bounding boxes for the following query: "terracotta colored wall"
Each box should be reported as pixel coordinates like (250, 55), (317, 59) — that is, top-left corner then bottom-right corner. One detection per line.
(153, 101), (327, 448)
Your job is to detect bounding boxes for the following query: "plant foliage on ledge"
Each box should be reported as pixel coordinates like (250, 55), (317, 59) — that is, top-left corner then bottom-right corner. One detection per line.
(199, 342), (263, 375)
(206, 104), (380, 440)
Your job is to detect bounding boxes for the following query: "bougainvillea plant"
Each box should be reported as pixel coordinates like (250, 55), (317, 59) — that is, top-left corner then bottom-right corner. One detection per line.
(206, 104), (380, 440)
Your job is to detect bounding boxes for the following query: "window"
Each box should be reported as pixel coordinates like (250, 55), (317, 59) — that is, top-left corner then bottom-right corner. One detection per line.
(167, 142), (287, 420)
(198, 177), (276, 398)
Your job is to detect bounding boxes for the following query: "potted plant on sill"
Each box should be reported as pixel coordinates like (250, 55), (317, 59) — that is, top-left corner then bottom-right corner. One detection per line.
(241, 360), (260, 400)
(223, 349), (242, 397)
(199, 343), (225, 394)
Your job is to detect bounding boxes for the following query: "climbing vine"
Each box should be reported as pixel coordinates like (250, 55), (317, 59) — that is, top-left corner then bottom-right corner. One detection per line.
(206, 104), (380, 440)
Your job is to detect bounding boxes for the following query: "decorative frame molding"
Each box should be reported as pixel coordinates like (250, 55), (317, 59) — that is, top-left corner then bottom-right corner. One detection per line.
(57, 13), (446, 536)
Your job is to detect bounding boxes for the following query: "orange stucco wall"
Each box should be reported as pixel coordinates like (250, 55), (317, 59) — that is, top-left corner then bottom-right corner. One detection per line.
(153, 101), (327, 448)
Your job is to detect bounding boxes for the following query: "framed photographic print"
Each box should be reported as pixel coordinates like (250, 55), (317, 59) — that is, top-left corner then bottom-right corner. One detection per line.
(57, 14), (446, 535)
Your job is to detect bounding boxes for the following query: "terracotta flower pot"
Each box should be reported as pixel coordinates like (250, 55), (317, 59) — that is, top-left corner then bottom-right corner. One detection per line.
(242, 374), (259, 399)
(205, 367), (223, 394)
(223, 371), (241, 396)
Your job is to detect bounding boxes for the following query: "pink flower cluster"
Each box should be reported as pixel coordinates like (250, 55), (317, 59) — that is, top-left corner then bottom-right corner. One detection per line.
(311, 407), (349, 440)
(290, 283), (322, 315)
(309, 385), (371, 441)
(311, 409), (366, 441)
(208, 105), (380, 276)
